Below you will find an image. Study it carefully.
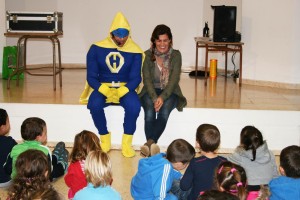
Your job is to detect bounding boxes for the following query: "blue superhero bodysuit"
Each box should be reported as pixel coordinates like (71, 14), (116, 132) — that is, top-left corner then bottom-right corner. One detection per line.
(80, 12), (144, 138)
(87, 45), (142, 135)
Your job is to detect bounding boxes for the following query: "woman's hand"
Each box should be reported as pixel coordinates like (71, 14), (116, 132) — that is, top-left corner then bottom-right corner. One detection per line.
(154, 96), (164, 112)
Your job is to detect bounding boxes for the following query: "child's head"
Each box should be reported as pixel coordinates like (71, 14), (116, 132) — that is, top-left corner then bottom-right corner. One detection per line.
(70, 130), (101, 162)
(240, 125), (264, 161)
(196, 124), (220, 152)
(279, 145), (300, 178)
(166, 139), (195, 170)
(15, 149), (49, 180)
(198, 190), (239, 200)
(8, 149), (52, 199)
(215, 161), (247, 200)
(21, 117), (47, 144)
(85, 150), (112, 187)
(0, 108), (10, 135)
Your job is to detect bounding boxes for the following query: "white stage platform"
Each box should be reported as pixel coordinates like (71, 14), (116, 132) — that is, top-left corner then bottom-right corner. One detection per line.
(2, 103), (300, 155)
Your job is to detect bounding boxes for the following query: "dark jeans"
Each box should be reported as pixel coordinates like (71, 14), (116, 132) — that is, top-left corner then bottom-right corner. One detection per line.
(141, 89), (178, 143)
(170, 179), (191, 200)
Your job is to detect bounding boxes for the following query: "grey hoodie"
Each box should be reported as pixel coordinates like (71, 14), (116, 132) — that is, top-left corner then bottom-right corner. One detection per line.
(227, 141), (279, 185)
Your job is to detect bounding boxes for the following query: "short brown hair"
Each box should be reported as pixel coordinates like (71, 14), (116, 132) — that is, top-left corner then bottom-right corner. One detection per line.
(21, 117), (46, 140)
(196, 124), (220, 152)
(166, 139), (195, 164)
(280, 145), (300, 178)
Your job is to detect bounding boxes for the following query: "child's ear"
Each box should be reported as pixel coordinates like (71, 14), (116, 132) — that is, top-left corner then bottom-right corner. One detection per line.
(279, 166), (286, 176)
(36, 135), (42, 141)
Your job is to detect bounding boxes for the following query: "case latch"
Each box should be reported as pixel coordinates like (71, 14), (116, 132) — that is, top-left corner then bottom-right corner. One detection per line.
(47, 15), (52, 23)
(12, 15), (17, 23)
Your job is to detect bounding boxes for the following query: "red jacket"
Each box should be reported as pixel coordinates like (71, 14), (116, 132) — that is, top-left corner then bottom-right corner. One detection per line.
(64, 161), (87, 198)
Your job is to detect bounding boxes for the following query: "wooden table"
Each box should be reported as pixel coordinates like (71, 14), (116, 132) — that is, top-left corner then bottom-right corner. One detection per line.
(4, 32), (63, 90)
(194, 37), (244, 86)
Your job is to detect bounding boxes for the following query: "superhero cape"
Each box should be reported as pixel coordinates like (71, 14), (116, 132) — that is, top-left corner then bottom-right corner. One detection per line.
(79, 12), (144, 104)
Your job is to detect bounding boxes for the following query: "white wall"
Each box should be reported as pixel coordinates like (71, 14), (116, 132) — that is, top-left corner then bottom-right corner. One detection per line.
(3, 0), (300, 85)
(3, 103), (300, 153)
(4, 0), (205, 69)
(242, 0), (300, 84)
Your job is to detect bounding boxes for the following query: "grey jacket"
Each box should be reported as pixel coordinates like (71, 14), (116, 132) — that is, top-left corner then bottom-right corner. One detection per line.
(227, 142), (279, 185)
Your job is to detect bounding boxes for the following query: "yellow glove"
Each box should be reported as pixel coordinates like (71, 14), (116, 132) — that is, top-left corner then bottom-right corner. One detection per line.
(117, 86), (129, 98)
(98, 84), (110, 97)
(106, 88), (120, 104)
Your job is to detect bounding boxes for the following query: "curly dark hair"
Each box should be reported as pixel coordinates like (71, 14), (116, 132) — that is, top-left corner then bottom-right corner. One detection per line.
(7, 149), (61, 200)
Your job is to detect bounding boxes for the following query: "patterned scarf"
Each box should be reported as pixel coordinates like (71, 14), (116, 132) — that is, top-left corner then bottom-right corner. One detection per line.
(154, 47), (173, 89)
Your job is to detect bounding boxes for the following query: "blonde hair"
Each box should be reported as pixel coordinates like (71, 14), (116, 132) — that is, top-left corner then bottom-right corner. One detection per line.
(85, 150), (112, 187)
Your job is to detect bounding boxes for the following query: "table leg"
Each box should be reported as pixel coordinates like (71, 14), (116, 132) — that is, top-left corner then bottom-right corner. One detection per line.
(205, 44), (208, 86)
(225, 45), (228, 78)
(50, 37), (56, 90)
(56, 37), (63, 88)
(239, 45), (243, 87)
(195, 42), (198, 77)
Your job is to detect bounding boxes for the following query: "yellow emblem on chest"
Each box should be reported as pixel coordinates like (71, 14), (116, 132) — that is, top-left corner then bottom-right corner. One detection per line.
(105, 52), (124, 73)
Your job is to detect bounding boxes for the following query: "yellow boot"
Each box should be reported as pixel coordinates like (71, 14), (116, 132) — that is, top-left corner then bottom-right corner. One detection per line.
(100, 132), (111, 153)
(122, 134), (136, 158)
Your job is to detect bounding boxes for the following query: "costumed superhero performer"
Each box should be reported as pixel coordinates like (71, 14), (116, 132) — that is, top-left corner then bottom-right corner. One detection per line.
(79, 12), (144, 158)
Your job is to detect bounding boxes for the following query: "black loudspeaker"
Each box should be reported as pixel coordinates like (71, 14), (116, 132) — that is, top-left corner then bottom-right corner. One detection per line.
(213, 6), (237, 42)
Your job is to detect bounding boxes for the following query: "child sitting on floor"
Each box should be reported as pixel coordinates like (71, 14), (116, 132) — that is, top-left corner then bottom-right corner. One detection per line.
(269, 145), (300, 199)
(131, 138), (195, 200)
(214, 161), (248, 200)
(74, 150), (121, 200)
(227, 125), (278, 199)
(0, 108), (17, 188)
(7, 149), (62, 200)
(172, 123), (227, 200)
(3, 117), (68, 180)
(64, 130), (102, 199)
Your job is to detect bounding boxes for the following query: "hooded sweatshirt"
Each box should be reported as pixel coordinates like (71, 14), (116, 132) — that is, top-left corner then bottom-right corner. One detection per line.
(80, 12), (144, 104)
(131, 153), (182, 200)
(269, 176), (300, 200)
(227, 141), (278, 185)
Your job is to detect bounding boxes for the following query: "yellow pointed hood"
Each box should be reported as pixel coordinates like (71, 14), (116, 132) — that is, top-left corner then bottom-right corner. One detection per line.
(94, 12), (143, 54)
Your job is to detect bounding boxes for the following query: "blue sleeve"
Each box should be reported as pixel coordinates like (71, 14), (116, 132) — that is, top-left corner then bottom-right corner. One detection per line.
(180, 160), (194, 191)
(124, 53), (142, 91)
(87, 45), (101, 90)
(152, 163), (177, 200)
